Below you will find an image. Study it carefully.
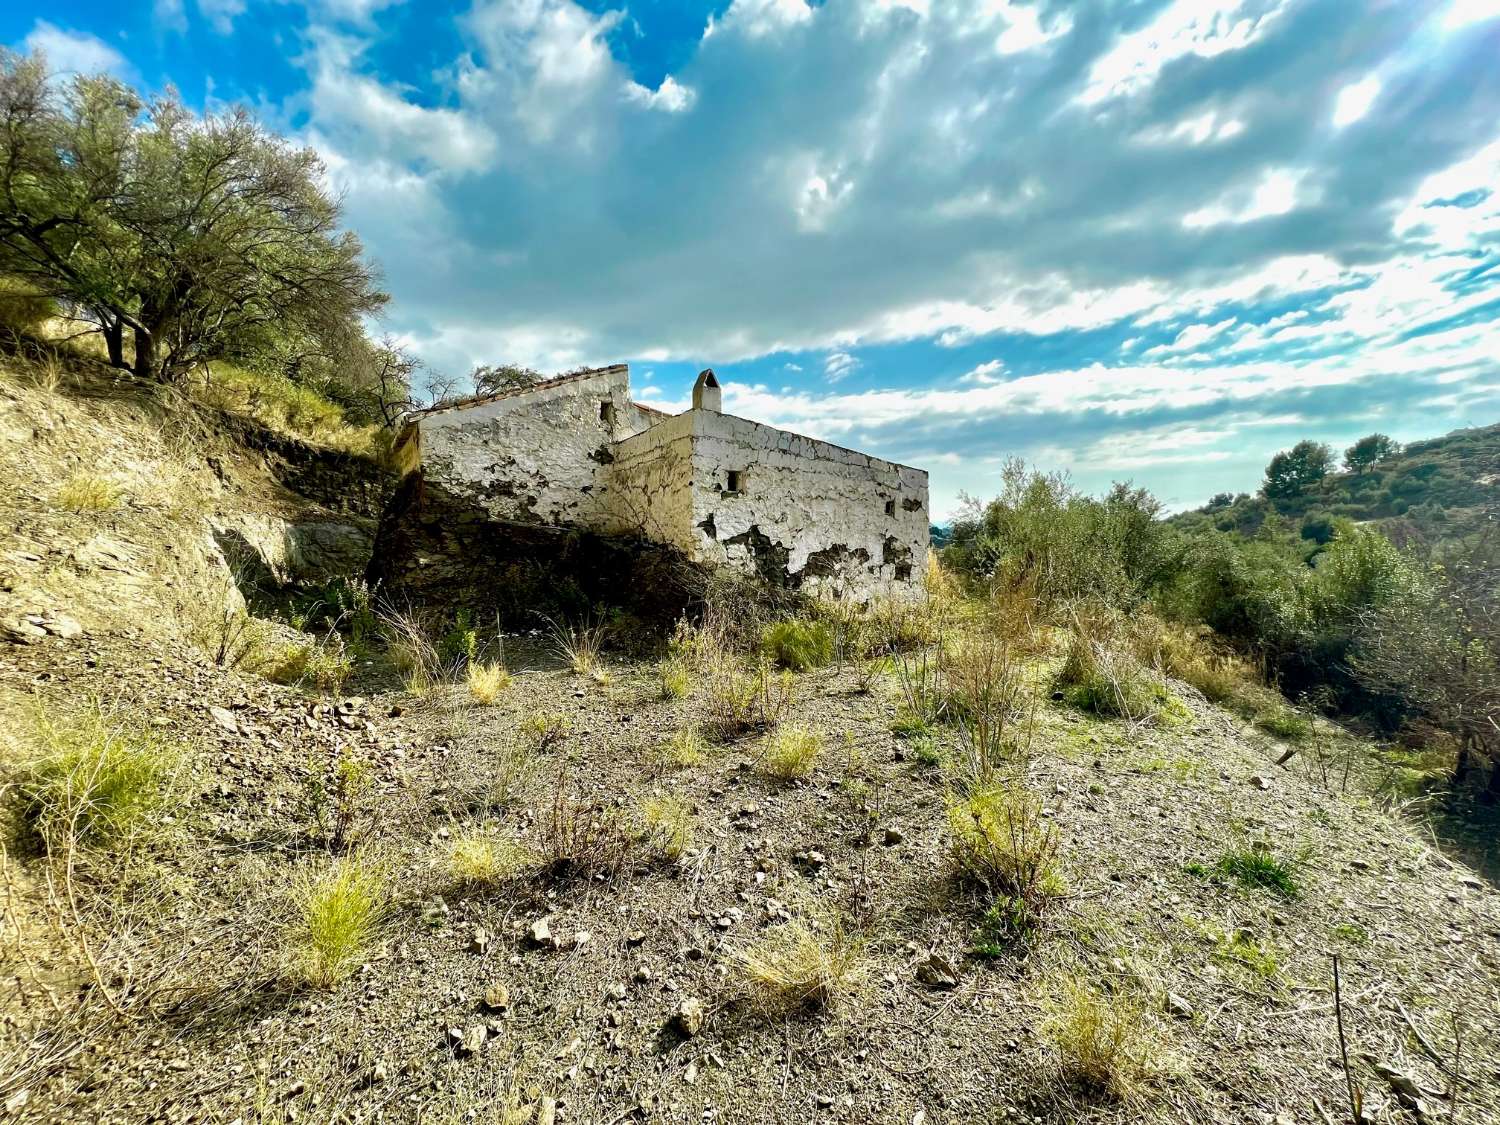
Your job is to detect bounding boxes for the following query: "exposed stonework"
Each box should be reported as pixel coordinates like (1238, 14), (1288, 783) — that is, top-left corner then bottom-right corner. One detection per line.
(390, 364), (929, 599)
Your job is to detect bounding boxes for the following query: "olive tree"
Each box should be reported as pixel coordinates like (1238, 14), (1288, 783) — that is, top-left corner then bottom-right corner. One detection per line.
(0, 50), (385, 383)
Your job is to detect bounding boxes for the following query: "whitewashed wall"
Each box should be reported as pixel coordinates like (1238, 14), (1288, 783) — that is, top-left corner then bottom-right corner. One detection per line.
(686, 412), (929, 598)
(415, 367), (643, 527)
(605, 412), (696, 546)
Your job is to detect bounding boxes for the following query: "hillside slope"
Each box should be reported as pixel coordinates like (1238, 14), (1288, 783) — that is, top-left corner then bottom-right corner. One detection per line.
(1171, 421), (1499, 542)
(1, 367), (1498, 1125)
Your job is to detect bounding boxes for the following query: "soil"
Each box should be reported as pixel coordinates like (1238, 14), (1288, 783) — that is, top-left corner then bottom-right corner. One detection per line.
(2, 365), (1498, 1125)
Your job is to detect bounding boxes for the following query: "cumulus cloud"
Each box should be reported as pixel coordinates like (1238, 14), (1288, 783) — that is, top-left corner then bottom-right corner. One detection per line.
(23, 22), (129, 78)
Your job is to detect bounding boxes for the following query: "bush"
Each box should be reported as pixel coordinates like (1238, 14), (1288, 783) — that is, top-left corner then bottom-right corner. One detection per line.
(541, 786), (635, 881)
(658, 655), (691, 700)
(760, 619), (833, 671)
(18, 703), (179, 855)
(732, 918), (864, 1014)
(260, 638), (353, 694)
(651, 725), (705, 770)
(946, 783), (1063, 924)
(761, 725), (822, 779)
(0, 278), (57, 338)
(56, 472), (121, 513)
(1056, 616), (1173, 721)
(289, 854), (391, 989)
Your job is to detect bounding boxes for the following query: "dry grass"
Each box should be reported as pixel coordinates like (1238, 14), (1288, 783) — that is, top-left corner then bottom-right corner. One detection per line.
(258, 637), (353, 694)
(288, 854), (391, 989)
(650, 724), (705, 770)
(467, 660), (512, 705)
(761, 725), (823, 779)
(637, 794), (694, 860)
(447, 829), (535, 888)
(55, 472), (121, 513)
(540, 784), (636, 881)
(1041, 971), (1158, 1100)
(732, 918), (865, 1015)
(550, 617), (610, 680)
(943, 631), (1032, 784)
(657, 656), (691, 700)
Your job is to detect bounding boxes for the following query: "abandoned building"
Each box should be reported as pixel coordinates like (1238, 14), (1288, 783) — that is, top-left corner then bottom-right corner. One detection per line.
(387, 364), (929, 599)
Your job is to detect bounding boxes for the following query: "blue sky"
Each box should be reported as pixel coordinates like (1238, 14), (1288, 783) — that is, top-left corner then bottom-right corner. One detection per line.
(6, 1), (1500, 516)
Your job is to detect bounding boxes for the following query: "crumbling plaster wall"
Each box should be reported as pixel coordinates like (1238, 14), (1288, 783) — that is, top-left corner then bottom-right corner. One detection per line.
(686, 411), (929, 598)
(416, 367), (643, 528)
(604, 412), (696, 547)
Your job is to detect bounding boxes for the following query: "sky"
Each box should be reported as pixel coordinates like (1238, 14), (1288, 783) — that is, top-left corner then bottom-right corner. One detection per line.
(5, 1), (1500, 517)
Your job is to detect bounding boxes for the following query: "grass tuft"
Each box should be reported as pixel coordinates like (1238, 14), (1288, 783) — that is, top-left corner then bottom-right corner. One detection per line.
(658, 655), (691, 700)
(56, 472), (121, 513)
(18, 702), (179, 855)
(732, 918), (864, 1014)
(760, 618), (834, 671)
(638, 794), (694, 860)
(1213, 846), (1301, 899)
(447, 829), (535, 888)
(946, 783), (1064, 926)
(761, 725), (823, 779)
(1041, 971), (1156, 1100)
(289, 854), (391, 989)
(467, 660), (513, 705)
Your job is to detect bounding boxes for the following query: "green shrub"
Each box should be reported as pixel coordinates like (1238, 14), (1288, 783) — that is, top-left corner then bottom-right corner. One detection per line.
(261, 638), (353, 693)
(18, 703), (179, 854)
(761, 619), (833, 671)
(946, 783), (1064, 925)
(289, 854), (391, 989)
(761, 725), (822, 779)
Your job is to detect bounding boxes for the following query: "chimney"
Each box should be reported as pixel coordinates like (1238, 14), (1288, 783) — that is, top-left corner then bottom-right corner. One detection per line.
(692, 368), (722, 412)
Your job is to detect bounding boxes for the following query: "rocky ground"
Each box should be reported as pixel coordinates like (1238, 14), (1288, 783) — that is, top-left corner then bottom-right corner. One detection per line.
(2, 364), (1498, 1124)
(2, 623), (1498, 1125)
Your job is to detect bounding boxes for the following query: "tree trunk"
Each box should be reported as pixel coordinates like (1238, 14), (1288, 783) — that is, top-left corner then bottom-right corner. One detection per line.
(132, 325), (158, 381)
(102, 320), (125, 369)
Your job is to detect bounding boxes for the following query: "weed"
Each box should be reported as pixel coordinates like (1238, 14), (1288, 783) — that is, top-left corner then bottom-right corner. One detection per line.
(732, 918), (865, 1014)
(467, 660), (512, 705)
(761, 725), (823, 779)
(56, 472), (120, 513)
(1253, 706), (1313, 741)
(651, 725), (705, 770)
(289, 854), (391, 989)
(705, 655), (793, 737)
(910, 735), (945, 769)
(260, 637), (353, 694)
(299, 747), (371, 850)
(17, 702), (179, 855)
(541, 784), (635, 881)
(1055, 608), (1170, 721)
(448, 830), (535, 888)
(761, 618), (834, 671)
(971, 893), (1043, 955)
(437, 608), (480, 670)
(947, 783), (1063, 926)
(1331, 921), (1369, 946)
(1041, 971), (1155, 1100)
(638, 794), (694, 860)
(1213, 846), (1301, 899)
(550, 616), (609, 679)
(658, 656), (691, 700)
(944, 632), (1032, 785)
(522, 711), (571, 752)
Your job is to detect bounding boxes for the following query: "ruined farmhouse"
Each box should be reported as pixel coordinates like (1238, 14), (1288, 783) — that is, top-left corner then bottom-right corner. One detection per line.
(386, 364), (929, 600)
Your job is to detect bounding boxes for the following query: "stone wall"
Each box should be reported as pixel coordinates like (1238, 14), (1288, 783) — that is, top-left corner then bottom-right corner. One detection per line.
(686, 411), (929, 598)
(605, 411), (696, 547)
(412, 366), (643, 528)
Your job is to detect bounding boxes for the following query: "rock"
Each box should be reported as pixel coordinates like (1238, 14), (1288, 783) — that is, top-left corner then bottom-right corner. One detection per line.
(1165, 993), (1193, 1019)
(673, 997), (705, 1036)
(482, 983), (510, 1012)
(448, 1024), (487, 1056)
(634, 965), (654, 983)
(625, 929), (646, 946)
(536, 1096), (557, 1125)
(528, 919), (558, 950)
(209, 706), (240, 734)
(2, 617), (46, 644)
(1249, 774), (1270, 790)
(795, 850), (826, 873)
(915, 952), (959, 990)
(882, 827), (905, 846)
(44, 614), (82, 639)
(469, 927), (491, 954)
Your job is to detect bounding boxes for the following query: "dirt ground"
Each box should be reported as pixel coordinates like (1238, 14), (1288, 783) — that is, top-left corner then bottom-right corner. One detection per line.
(2, 624), (1498, 1125)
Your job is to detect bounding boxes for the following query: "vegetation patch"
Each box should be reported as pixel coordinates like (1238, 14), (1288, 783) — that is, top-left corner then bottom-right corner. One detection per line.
(760, 725), (823, 779)
(1187, 845), (1302, 900)
(1041, 971), (1157, 1101)
(447, 829), (535, 889)
(732, 918), (864, 1015)
(289, 854), (392, 989)
(760, 618), (833, 671)
(467, 660), (512, 705)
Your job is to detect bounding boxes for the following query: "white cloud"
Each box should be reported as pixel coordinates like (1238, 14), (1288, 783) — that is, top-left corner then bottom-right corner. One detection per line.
(1182, 167), (1309, 228)
(711, 0), (815, 40)
(1078, 0), (1290, 106)
(154, 0), (189, 35)
(824, 351), (860, 381)
(1332, 76), (1381, 128)
(958, 359), (1005, 384)
(624, 75), (695, 113)
(23, 22), (128, 78)
(197, 0), (247, 36)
